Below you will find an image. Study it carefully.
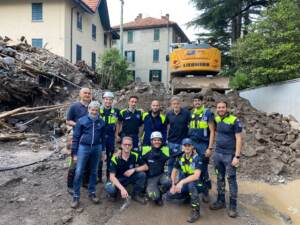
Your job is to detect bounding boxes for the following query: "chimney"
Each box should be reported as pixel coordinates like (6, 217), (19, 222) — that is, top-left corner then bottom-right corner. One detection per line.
(162, 13), (170, 20)
(135, 13), (142, 21)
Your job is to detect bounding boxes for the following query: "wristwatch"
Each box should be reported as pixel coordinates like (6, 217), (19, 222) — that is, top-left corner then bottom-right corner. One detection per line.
(235, 156), (240, 159)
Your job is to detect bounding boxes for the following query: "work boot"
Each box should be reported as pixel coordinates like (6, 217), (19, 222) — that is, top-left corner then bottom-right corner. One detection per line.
(228, 208), (238, 218)
(155, 198), (164, 206)
(187, 209), (200, 223)
(71, 198), (79, 209)
(228, 198), (237, 218)
(89, 194), (100, 204)
(209, 200), (226, 210)
(132, 194), (146, 205)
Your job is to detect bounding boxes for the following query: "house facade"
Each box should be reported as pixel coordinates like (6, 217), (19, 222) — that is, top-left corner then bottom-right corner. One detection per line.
(0, 0), (118, 69)
(112, 14), (189, 86)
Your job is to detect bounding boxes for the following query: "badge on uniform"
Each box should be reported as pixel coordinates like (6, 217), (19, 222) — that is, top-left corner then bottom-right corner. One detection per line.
(125, 116), (131, 120)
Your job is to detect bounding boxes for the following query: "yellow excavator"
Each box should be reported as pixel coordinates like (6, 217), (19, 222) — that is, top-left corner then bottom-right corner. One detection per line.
(169, 43), (229, 94)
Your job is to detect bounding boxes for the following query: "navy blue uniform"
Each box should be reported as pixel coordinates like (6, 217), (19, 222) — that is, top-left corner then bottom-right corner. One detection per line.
(98, 107), (120, 179)
(167, 152), (204, 211)
(213, 113), (242, 210)
(188, 106), (214, 196)
(105, 152), (146, 197)
(119, 109), (143, 151)
(142, 111), (167, 146)
(141, 146), (171, 201)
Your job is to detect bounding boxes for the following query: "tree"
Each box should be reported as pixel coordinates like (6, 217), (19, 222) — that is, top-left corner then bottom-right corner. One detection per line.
(96, 48), (129, 90)
(230, 0), (300, 89)
(188, 0), (274, 72)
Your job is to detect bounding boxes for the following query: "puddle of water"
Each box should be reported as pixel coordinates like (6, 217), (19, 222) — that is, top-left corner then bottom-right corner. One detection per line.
(239, 180), (300, 225)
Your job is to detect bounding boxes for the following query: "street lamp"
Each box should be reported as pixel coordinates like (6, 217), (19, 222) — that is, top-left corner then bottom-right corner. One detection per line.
(120, 0), (124, 56)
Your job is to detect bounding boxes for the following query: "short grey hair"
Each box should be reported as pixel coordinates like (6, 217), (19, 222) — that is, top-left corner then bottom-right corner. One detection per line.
(170, 96), (181, 103)
(88, 101), (100, 109)
(122, 136), (133, 144)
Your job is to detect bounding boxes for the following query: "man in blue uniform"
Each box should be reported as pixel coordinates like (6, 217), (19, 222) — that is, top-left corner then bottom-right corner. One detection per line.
(188, 95), (215, 202)
(105, 136), (147, 204)
(66, 87), (91, 194)
(119, 96), (143, 152)
(98, 91), (121, 181)
(167, 138), (204, 223)
(141, 132), (171, 205)
(166, 96), (190, 176)
(210, 100), (242, 218)
(142, 100), (167, 146)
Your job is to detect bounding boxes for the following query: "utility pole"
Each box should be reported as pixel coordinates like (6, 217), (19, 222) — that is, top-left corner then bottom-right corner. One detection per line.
(166, 14), (170, 90)
(120, 0), (124, 56)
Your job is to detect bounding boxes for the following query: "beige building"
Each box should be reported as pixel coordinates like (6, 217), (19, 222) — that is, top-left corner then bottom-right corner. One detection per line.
(0, 0), (118, 69)
(113, 14), (189, 86)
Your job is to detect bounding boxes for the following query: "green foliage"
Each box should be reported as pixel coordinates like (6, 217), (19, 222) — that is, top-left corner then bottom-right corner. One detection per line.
(189, 0), (271, 69)
(231, 0), (300, 89)
(230, 72), (251, 89)
(96, 48), (129, 90)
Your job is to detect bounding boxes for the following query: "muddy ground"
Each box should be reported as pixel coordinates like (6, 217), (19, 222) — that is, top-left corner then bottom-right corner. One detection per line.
(0, 139), (299, 225)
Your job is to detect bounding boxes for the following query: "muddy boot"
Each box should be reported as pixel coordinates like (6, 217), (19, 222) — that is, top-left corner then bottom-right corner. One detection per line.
(228, 198), (237, 218)
(187, 209), (200, 223)
(209, 200), (226, 210)
(89, 194), (100, 204)
(71, 198), (79, 209)
(132, 194), (146, 205)
(228, 208), (238, 218)
(155, 197), (163, 206)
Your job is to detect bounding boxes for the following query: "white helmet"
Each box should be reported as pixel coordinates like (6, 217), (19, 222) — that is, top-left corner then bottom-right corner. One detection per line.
(150, 131), (163, 140)
(103, 91), (114, 99)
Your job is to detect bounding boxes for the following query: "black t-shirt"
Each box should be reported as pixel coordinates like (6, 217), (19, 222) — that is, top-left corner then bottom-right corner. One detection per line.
(109, 152), (144, 179)
(119, 109), (143, 136)
(166, 108), (191, 144)
(141, 146), (170, 178)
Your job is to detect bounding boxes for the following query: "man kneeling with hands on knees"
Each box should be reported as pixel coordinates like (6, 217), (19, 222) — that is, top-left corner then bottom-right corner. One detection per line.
(167, 138), (204, 223)
(105, 136), (147, 204)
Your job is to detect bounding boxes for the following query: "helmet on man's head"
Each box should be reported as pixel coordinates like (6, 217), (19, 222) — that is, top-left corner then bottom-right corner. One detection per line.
(103, 91), (114, 99)
(150, 131), (163, 140)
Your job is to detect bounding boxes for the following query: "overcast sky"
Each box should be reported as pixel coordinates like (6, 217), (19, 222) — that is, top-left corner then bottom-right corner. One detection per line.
(107, 0), (204, 41)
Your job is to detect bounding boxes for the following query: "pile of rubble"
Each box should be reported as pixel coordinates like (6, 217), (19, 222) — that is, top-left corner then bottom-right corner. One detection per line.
(0, 36), (97, 110)
(115, 82), (300, 182)
(0, 37), (101, 140)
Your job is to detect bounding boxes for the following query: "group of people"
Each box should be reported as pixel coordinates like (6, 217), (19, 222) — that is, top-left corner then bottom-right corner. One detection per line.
(66, 87), (243, 223)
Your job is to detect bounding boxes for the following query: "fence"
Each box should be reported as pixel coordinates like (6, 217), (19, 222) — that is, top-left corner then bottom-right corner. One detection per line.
(239, 78), (300, 121)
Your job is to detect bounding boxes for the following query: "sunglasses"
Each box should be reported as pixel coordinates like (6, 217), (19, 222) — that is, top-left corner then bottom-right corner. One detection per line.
(123, 143), (132, 147)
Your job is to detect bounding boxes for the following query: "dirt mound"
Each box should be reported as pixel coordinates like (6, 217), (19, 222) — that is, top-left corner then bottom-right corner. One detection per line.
(115, 83), (300, 182)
